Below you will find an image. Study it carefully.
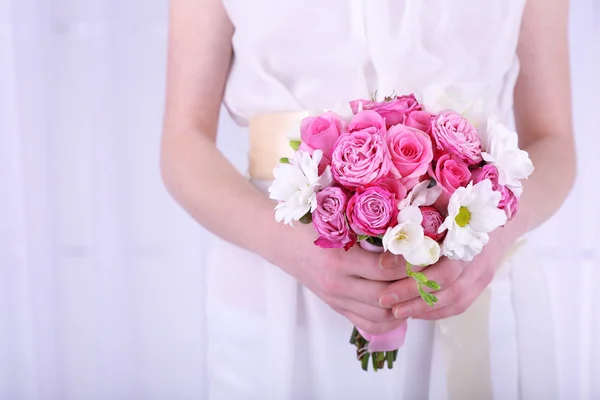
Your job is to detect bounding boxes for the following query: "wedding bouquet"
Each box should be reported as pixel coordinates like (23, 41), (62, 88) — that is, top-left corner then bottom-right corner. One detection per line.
(268, 86), (533, 371)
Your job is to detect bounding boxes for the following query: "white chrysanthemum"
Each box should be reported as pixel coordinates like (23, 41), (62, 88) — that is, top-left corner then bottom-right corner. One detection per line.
(268, 150), (332, 225)
(421, 84), (487, 130)
(382, 206), (441, 266)
(479, 117), (534, 197)
(438, 180), (508, 261)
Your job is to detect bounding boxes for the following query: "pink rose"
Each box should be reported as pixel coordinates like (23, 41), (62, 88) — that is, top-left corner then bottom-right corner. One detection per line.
(348, 110), (386, 134)
(430, 154), (471, 196)
(313, 187), (356, 250)
(498, 185), (519, 221)
(431, 111), (482, 165)
(378, 176), (408, 205)
(299, 112), (345, 162)
(330, 131), (391, 189)
(386, 124), (433, 187)
(471, 164), (501, 190)
(420, 206), (446, 242)
(403, 110), (433, 133)
(347, 186), (397, 236)
(350, 94), (421, 128)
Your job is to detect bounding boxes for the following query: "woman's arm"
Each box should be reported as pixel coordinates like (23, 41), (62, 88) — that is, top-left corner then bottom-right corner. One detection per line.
(161, 0), (407, 335)
(502, 0), (576, 245)
(379, 0), (577, 319)
(160, 0), (278, 256)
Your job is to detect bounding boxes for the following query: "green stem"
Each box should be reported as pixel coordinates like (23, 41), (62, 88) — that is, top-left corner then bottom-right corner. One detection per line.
(386, 351), (394, 369)
(350, 327), (358, 344)
(361, 353), (370, 371)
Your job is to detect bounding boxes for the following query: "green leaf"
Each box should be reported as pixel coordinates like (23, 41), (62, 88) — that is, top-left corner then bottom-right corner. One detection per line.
(289, 140), (301, 151)
(299, 212), (312, 224)
(372, 353), (379, 372)
(424, 280), (441, 291)
(279, 157), (290, 164)
(427, 179), (437, 188)
(412, 272), (428, 283)
(357, 234), (369, 241)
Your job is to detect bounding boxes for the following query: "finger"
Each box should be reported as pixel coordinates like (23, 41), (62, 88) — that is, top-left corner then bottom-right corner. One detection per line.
(378, 258), (466, 307)
(341, 309), (408, 336)
(413, 274), (490, 320)
(330, 296), (396, 323)
(391, 271), (479, 319)
(342, 246), (408, 281)
(341, 276), (390, 307)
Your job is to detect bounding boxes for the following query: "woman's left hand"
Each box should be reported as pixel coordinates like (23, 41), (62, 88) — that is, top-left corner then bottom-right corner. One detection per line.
(377, 232), (513, 320)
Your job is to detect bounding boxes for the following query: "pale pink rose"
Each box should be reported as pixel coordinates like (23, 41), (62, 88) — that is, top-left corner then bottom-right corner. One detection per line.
(313, 187), (356, 250)
(348, 110), (386, 134)
(330, 131), (391, 189)
(347, 186), (397, 236)
(403, 110), (433, 133)
(432, 111), (482, 165)
(498, 185), (519, 221)
(430, 154), (471, 196)
(386, 124), (433, 187)
(420, 206), (446, 242)
(299, 112), (345, 162)
(471, 164), (501, 190)
(350, 94), (421, 128)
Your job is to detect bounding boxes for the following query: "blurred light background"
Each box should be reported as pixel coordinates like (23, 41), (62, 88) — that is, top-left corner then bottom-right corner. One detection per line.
(0, 0), (598, 399)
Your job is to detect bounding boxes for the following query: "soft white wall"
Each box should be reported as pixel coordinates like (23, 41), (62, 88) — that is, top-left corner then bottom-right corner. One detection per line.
(0, 0), (597, 399)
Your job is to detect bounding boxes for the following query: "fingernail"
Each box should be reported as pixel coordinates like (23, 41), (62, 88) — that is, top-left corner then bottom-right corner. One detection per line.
(394, 305), (412, 319)
(379, 293), (399, 308)
(379, 254), (403, 269)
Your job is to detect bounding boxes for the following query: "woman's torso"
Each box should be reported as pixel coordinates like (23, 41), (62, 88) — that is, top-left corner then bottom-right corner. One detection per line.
(222, 0), (526, 126)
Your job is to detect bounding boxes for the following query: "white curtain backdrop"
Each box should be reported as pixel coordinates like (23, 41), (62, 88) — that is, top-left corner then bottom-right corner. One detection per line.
(0, 0), (597, 399)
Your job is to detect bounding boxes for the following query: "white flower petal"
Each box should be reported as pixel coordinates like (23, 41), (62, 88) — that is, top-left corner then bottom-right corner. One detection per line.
(405, 237), (441, 266)
(438, 180), (504, 260)
(482, 118), (534, 197)
(383, 222), (425, 255)
(268, 150), (332, 225)
(397, 205), (423, 225)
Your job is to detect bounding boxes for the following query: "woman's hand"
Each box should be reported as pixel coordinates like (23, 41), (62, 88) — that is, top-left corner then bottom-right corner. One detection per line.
(269, 223), (410, 335)
(377, 231), (514, 320)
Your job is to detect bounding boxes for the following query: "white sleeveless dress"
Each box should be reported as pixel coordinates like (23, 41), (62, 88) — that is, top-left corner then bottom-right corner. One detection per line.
(206, 1), (558, 398)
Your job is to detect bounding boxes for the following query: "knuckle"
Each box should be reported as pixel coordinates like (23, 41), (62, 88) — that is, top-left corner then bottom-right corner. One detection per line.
(448, 287), (462, 303)
(455, 300), (470, 315)
(481, 268), (495, 284)
(370, 308), (392, 322)
(319, 273), (340, 295)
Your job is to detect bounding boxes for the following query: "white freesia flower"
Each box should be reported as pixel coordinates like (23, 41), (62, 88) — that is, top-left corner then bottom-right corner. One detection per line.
(438, 180), (508, 261)
(421, 84), (487, 130)
(405, 236), (441, 266)
(383, 206), (424, 254)
(268, 150), (332, 225)
(382, 205), (441, 266)
(398, 180), (443, 210)
(479, 117), (534, 197)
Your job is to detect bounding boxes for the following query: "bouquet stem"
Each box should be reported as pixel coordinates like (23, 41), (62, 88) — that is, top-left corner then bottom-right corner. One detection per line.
(350, 327), (398, 372)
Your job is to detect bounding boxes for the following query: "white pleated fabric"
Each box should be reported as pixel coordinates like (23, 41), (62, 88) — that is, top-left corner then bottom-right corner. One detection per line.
(205, 1), (558, 399)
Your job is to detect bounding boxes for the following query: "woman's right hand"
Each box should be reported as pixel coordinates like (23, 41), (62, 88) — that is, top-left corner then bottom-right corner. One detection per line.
(265, 223), (410, 335)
